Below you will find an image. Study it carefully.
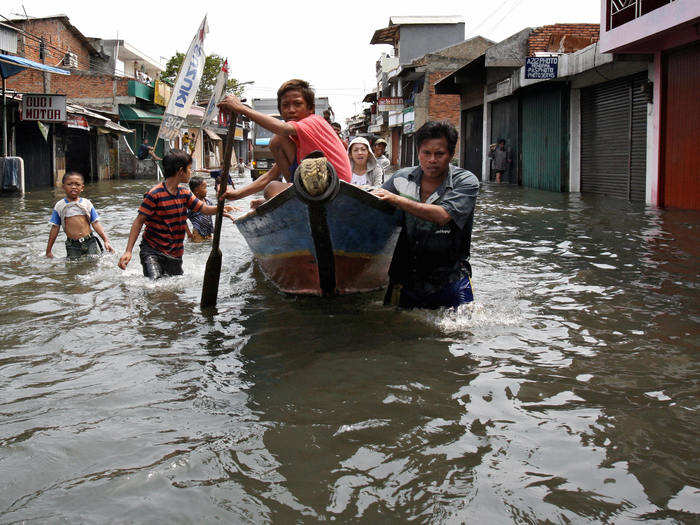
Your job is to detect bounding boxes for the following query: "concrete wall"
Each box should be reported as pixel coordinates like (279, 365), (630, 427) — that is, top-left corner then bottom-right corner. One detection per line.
(647, 56), (660, 205)
(569, 88), (581, 192)
(485, 28), (531, 67)
(482, 92), (491, 178)
(399, 24), (465, 65)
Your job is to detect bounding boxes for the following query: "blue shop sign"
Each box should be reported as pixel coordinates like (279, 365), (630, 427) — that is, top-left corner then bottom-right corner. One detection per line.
(525, 57), (558, 80)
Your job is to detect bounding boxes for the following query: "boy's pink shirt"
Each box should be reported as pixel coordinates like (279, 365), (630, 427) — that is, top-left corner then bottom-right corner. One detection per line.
(290, 114), (352, 182)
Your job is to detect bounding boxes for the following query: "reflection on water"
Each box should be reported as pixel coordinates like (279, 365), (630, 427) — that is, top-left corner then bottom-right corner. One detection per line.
(0, 178), (698, 522)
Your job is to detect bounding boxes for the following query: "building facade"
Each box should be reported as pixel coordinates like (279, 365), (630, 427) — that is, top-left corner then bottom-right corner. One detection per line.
(437, 23), (659, 203)
(599, 0), (700, 210)
(1, 16), (137, 188)
(360, 16), (474, 169)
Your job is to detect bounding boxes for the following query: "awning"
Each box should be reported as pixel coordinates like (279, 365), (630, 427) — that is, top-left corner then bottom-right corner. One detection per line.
(0, 53), (70, 79)
(118, 105), (163, 122)
(67, 103), (108, 121)
(203, 128), (221, 141)
(434, 54), (486, 94)
(370, 25), (400, 46)
(103, 120), (134, 133)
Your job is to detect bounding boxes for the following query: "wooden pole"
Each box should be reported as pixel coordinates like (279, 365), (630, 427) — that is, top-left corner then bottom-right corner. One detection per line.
(2, 76), (7, 157)
(200, 113), (237, 310)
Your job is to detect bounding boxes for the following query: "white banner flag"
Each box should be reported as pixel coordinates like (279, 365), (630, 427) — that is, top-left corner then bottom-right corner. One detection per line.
(157, 16), (209, 141)
(202, 59), (228, 129)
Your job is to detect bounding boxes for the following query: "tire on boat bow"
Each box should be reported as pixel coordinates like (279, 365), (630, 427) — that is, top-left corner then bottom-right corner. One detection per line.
(293, 150), (340, 204)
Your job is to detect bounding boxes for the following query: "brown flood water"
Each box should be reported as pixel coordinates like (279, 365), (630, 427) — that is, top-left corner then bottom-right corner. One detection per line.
(0, 174), (698, 522)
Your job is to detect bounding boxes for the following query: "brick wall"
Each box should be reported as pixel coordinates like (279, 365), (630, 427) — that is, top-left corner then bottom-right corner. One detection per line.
(6, 17), (127, 100)
(527, 24), (600, 56)
(13, 18), (94, 70)
(427, 71), (461, 130)
(6, 69), (129, 98)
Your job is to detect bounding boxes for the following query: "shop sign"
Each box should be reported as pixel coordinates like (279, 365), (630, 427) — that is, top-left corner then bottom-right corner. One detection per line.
(402, 106), (415, 133)
(153, 80), (171, 106)
(66, 115), (90, 131)
(21, 94), (66, 122)
(388, 111), (402, 127)
(378, 97), (403, 112)
(525, 57), (558, 80)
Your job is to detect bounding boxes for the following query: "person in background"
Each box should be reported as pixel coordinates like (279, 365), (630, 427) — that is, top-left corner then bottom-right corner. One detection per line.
(331, 122), (348, 150)
(372, 138), (391, 176)
(194, 166), (233, 194)
(323, 108), (332, 124)
(137, 137), (150, 160)
(372, 121), (479, 310)
(347, 137), (383, 187)
(489, 138), (511, 183)
(137, 137), (160, 162)
(185, 176), (239, 242)
(181, 132), (191, 153)
(46, 172), (114, 259)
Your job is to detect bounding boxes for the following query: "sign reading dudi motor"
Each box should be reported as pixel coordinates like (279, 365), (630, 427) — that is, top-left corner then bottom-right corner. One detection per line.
(21, 94), (67, 122)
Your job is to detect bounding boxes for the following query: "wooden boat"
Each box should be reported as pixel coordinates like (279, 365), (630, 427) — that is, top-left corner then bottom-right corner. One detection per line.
(235, 155), (401, 296)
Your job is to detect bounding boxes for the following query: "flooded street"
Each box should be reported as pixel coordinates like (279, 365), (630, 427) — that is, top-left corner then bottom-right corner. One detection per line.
(0, 174), (698, 522)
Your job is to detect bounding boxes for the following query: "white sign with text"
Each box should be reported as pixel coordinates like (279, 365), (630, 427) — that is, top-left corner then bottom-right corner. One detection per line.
(21, 94), (67, 122)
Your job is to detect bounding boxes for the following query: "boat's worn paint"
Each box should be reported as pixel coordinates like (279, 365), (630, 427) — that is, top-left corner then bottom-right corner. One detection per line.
(235, 182), (401, 296)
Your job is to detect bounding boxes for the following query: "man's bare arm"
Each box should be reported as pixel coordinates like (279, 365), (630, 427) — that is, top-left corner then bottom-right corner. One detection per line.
(219, 95), (296, 137)
(372, 188), (452, 225)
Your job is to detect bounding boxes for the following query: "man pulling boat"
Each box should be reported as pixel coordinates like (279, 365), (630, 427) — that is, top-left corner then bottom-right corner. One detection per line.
(373, 121), (479, 310)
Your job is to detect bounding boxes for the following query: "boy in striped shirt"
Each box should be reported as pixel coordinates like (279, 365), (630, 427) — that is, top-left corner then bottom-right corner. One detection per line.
(118, 149), (226, 279)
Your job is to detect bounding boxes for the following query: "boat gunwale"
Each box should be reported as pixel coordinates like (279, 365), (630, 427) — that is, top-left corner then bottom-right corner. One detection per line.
(235, 182), (397, 226)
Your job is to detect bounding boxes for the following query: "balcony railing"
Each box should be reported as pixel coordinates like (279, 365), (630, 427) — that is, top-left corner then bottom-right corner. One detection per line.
(608, 0), (675, 30)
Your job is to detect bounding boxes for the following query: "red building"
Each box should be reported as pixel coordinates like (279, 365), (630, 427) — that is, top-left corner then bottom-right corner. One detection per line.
(600, 0), (700, 210)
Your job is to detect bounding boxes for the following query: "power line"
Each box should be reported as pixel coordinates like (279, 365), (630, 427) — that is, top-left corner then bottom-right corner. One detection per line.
(483, 0), (527, 35)
(468, 0), (517, 35)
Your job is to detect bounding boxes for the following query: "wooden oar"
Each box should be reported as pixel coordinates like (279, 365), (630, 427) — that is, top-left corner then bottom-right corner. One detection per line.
(201, 113), (238, 310)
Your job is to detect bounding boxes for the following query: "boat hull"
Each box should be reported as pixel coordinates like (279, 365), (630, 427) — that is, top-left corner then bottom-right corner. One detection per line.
(236, 182), (401, 296)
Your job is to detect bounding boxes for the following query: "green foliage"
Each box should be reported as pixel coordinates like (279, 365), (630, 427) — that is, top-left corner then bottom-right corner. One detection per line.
(160, 52), (245, 98)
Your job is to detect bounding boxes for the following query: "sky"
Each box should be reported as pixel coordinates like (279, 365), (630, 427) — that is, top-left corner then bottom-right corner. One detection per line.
(3, 0), (600, 124)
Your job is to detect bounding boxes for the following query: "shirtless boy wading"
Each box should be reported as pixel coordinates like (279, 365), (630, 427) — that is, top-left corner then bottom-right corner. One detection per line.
(46, 172), (113, 259)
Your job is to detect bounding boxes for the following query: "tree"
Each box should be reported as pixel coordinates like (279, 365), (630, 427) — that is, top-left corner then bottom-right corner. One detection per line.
(160, 52), (245, 99)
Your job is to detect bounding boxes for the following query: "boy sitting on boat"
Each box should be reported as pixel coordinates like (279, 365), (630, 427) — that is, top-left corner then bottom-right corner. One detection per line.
(217, 79), (352, 204)
(372, 121), (480, 310)
(45, 172), (114, 259)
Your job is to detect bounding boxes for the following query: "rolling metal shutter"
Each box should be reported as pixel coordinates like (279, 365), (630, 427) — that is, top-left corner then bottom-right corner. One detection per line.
(521, 85), (568, 192)
(581, 72), (647, 201)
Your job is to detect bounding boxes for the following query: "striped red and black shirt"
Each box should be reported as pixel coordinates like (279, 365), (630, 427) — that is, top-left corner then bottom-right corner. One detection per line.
(138, 182), (203, 258)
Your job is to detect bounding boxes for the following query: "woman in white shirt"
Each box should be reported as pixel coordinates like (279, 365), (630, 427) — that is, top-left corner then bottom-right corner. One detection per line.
(347, 137), (383, 187)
